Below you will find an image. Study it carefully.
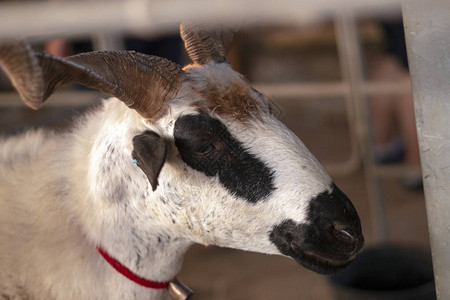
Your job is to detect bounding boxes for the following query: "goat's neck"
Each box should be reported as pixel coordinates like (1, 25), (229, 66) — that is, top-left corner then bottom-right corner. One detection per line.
(97, 225), (190, 283)
(93, 220), (190, 299)
(72, 102), (191, 288)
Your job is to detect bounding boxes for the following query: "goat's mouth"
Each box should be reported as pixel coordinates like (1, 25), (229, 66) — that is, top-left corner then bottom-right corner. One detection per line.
(292, 247), (358, 275)
(269, 218), (364, 275)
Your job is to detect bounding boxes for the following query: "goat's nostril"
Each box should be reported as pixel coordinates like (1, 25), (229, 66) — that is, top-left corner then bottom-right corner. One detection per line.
(340, 229), (354, 239)
(330, 222), (358, 242)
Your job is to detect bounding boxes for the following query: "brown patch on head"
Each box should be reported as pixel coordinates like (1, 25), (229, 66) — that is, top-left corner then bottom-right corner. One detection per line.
(192, 80), (265, 123)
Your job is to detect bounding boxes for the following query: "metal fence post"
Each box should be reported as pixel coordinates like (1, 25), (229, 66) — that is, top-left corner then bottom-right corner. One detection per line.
(403, 1), (450, 298)
(335, 12), (389, 242)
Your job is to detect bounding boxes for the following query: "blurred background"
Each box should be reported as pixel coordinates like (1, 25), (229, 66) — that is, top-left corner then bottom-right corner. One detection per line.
(0, 0), (442, 299)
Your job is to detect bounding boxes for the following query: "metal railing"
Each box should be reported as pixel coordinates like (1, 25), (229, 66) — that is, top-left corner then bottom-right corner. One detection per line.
(0, 0), (402, 39)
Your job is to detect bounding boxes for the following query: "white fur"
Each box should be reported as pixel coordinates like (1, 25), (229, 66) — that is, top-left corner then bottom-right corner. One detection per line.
(0, 63), (332, 299)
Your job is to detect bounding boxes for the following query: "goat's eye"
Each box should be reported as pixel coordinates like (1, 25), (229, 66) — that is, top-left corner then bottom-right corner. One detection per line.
(194, 143), (215, 155)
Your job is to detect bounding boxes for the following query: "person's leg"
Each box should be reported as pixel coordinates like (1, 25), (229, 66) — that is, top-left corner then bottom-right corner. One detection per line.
(370, 56), (404, 162)
(394, 74), (421, 166)
(393, 72), (422, 189)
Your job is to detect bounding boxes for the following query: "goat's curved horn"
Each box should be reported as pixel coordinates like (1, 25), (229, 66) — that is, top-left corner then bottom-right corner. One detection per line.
(0, 39), (184, 119)
(38, 51), (184, 119)
(0, 39), (44, 109)
(180, 23), (234, 65)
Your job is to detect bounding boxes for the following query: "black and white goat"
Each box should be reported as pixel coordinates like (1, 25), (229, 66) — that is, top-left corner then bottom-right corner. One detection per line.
(0, 25), (363, 299)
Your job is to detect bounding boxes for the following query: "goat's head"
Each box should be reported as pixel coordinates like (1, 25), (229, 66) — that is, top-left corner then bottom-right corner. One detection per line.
(0, 24), (363, 274)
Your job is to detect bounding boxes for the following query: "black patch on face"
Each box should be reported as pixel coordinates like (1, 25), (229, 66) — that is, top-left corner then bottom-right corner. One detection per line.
(174, 113), (276, 203)
(269, 184), (364, 275)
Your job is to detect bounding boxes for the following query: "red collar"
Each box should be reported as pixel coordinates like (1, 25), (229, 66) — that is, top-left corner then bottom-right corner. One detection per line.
(97, 246), (171, 289)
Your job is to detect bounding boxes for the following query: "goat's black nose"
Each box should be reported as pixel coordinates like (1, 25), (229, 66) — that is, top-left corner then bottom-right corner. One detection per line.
(269, 184), (364, 275)
(307, 184), (364, 257)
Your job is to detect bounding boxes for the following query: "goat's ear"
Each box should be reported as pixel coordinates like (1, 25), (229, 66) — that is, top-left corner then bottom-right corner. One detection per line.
(132, 131), (167, 191)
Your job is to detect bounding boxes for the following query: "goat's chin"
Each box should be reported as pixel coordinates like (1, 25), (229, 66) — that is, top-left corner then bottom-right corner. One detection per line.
(293, 250), (355, 275)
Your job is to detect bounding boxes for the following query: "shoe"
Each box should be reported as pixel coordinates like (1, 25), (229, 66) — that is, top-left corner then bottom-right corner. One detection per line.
(400, 171), (423, 191)
(374, 139), (405, 164)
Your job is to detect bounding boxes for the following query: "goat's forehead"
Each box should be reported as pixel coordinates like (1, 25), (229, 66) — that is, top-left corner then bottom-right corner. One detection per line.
(182, 63), (267, 122)
(184, 63), (243, 87)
